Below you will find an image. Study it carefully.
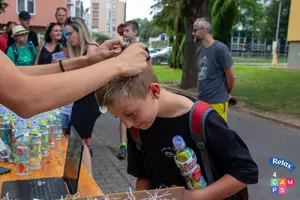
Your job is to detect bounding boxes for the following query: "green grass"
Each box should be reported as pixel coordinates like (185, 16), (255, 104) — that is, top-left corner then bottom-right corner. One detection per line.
(153, 65), (300, 116)
(153, 65), (182, 83)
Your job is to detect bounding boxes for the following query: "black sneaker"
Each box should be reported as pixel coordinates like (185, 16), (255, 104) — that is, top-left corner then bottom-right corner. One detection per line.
(117, 146), (127, 160)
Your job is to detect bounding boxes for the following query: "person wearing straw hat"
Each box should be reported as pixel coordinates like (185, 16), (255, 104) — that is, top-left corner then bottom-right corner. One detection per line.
(6, 25), (37, 66)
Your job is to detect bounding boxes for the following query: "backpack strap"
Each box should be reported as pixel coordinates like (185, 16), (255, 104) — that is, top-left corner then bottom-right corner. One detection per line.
(11, 44), (18, 62)
(131, 127), (144, 155)
(189, 101), (215, 185)
(27, 41), (34, 56)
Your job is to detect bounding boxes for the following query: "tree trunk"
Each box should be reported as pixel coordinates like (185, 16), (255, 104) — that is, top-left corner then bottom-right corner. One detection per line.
(180, 0), (208, 89)
(180, 18), (197, 89)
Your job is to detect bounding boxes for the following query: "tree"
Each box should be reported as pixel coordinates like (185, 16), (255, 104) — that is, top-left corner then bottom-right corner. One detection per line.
(93, 33), (110, 44)
(131, 18), (164, 44)
(0, 0), (8, 14)
(212, 0), (238, 46)
(235, 0), (265, 37)
(151, 0), (208, 88)
(152, 0), (185, 69)
(261, 0), (291, 40)
(180, 0), (209, 89)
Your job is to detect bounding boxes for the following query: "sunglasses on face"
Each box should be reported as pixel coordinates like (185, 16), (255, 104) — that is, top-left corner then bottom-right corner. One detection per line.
(66, 30), (75, 37)
(17, 33), (28, 37)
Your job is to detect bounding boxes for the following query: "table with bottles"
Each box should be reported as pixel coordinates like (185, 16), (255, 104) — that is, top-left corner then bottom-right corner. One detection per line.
(0, 105), (102, 197)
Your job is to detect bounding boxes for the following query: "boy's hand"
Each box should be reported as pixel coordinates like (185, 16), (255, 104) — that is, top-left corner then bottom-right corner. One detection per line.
(116, 43), (149, 77)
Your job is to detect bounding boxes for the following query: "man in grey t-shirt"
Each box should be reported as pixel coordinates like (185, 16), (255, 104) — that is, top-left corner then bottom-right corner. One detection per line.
(192, 18), (235, 121)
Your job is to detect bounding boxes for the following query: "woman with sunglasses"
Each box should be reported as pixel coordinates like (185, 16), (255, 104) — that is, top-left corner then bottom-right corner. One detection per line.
(65, 17), (101, 168)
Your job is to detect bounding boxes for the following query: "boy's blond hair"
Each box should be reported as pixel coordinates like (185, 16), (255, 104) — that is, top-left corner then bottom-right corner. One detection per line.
(95, 64), (158, 107)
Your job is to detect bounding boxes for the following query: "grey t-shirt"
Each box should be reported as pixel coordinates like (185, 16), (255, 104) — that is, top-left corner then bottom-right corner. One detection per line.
(196, 41), (233, 104)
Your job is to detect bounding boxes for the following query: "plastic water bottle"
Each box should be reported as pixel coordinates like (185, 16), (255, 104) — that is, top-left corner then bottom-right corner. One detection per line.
(29, 119), (42, 170)
(54, 109), (63, 140)
(1, 108), (10, 146)
(172, 136), (207, 190)
(29, 133), (42, 170)
(47, 113), (55, 148)
(16, 140), (30, 176)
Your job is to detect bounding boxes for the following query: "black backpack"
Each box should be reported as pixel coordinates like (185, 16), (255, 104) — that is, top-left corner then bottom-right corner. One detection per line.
(130, 101), (248, 200)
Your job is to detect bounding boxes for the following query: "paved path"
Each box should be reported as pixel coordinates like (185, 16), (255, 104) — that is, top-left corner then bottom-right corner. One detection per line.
(91, 109), (300, 199)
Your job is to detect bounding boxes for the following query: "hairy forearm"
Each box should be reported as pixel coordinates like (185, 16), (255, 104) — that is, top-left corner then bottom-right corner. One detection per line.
(18, 56), (88, 76)
(2, 57), (122, 118)
(185, 174), (247, 200)
(136, 178), (151, 191)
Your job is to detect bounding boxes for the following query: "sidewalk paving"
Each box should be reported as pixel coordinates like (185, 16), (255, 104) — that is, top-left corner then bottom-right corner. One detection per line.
(91, 130), (136, 195)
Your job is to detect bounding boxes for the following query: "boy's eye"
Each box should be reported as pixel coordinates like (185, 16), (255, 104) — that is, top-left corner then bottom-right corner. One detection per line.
(126, 112), (135, 117)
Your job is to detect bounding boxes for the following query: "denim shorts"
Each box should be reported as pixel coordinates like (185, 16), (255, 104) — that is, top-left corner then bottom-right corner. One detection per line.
(60, 113), (71, 129)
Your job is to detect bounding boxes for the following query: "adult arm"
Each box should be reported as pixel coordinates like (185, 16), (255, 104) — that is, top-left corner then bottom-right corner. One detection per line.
(0, 43), (148, 118)
(18, 39), (123, 76)
(217, 45), (235, 95)
(224, 67), (235, 95)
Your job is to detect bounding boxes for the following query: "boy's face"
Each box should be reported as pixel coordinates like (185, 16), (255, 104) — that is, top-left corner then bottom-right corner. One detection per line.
(123, 25), (137, 41)
(108, 83), (160, 130)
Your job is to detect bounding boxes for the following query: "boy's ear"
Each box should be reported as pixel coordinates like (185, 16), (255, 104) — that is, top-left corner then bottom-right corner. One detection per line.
(148, 83), (160, 99)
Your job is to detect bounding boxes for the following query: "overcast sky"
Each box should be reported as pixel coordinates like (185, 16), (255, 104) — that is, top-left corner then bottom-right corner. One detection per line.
(83, 0), (155, 20)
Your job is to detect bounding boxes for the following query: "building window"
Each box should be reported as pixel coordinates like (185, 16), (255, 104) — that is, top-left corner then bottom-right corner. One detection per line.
(92, 19), (99, 26)
(92, 3), (99, 10)
(17, 0), (36, 15)
(112, 19), (116, 25)
(92, 11), (98, 18)
(112, 26), (116, 32)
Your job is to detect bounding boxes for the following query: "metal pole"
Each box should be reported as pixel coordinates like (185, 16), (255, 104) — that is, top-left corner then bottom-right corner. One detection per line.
(124, 0), (127, 22)
(275, 0), (282, 42)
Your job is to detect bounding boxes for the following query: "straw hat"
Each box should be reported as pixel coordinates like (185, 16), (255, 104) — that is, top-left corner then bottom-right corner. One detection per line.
(12, 25), (29, 38)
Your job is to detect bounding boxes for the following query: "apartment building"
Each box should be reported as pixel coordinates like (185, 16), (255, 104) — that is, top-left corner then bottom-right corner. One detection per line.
(90, 0), (126, 38)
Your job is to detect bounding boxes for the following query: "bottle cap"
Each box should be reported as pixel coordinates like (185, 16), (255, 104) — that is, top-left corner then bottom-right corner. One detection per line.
(172, 136), (186, 150)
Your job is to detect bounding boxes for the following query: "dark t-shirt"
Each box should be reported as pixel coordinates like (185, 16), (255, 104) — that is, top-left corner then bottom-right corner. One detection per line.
(127, 103), (258, 199)
(28, 30), (39, 47)
(37, 43), (62, 65)
(196, 41), (233, 104)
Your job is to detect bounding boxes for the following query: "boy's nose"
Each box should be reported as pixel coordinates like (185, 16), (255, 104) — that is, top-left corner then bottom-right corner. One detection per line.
(123, 120), (133, 129)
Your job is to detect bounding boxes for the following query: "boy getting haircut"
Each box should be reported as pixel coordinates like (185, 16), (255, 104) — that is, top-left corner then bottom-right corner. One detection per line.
(95, 64), (258, 200)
